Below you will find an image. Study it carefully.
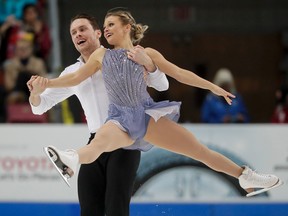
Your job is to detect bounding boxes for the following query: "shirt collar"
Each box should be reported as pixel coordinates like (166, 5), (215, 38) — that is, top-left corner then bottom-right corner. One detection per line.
(77, 56), (85, 63)
(77, 45), (104, 64)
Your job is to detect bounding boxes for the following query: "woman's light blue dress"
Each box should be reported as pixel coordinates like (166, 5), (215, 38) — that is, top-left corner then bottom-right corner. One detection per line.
(102, 49), (181, 151)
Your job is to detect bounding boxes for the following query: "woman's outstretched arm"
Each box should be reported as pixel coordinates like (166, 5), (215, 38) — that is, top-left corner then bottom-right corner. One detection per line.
(47, 47), (106, 88)
(145, 47), (235, 105)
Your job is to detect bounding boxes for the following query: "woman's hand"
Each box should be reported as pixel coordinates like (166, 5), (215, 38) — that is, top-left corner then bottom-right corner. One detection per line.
(127, 45), (156, 72)
(211, 84), (236, 105)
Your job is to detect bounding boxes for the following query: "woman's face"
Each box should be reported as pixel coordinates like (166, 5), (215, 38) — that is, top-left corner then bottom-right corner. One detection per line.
(103, 15), (130, 46)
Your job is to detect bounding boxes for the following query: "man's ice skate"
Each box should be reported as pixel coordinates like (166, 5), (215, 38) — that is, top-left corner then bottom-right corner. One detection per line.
(238, 166), (283, 197)
(44, 145), (79, 187)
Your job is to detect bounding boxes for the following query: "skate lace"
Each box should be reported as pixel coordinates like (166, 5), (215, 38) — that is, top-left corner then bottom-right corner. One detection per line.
(250, 170), (272, 182)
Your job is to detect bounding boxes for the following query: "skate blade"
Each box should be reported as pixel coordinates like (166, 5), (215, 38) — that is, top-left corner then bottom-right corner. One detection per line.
(246, 179), (284, 197)
(44, 147), (71, 187)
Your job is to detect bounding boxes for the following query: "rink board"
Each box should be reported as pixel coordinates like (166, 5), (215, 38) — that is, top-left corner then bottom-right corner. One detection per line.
(1, 124), (288, 215)
(0, 202), (288, 216)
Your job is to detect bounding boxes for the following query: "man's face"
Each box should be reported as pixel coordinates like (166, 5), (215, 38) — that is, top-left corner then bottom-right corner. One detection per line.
(70, 18), (101, 54)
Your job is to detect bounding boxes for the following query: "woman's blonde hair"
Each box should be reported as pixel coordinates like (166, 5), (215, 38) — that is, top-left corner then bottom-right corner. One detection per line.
(105, 8), (148, 45)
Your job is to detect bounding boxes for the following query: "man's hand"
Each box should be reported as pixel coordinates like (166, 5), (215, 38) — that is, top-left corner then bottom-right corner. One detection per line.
(27, 76), (48, 96)
(27, 75), (37, 92)
(127, 45), (156, 72)
(27, 76), (49, 106)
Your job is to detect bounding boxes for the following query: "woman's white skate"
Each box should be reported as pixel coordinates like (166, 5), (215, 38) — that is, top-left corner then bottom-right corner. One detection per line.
(44, 146), (78, 187)
(239, 166), (284, 197)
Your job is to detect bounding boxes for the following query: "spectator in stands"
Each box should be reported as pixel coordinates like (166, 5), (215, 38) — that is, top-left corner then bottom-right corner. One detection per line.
(0, 15), (22, 63)
(0, 0), (37, 24)
(21, 3), (51, 62)
(4, 32), (47, 104)
(201, 68), (250, 123)
(0, 2), (51, 65)
(271, 85), (288, 123)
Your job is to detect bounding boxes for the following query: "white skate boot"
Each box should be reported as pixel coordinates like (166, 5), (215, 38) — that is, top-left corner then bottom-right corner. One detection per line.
(44, 145), (79, 187)
(238, 166), (283, 197)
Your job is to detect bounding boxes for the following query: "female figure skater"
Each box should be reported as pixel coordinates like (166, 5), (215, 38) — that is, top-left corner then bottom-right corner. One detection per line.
(38, 8), (282, 197)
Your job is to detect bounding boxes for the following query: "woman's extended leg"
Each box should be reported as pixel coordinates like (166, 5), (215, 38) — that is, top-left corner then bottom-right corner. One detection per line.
(45, 121), (134, 183)
(144, 117), (282, 196)
(77, 121), (135, 164)
(144, 117), (243, 178)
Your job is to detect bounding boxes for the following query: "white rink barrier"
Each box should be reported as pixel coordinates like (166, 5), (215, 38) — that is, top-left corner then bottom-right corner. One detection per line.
(0, 124), (88, 202)
(0, 123), (288, 202)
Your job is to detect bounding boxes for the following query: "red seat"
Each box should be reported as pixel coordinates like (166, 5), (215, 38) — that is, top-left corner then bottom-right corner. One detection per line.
(6, 103), (48, 123)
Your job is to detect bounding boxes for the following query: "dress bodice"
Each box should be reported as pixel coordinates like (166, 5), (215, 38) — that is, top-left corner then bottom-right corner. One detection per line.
(102, 49), (151, 107)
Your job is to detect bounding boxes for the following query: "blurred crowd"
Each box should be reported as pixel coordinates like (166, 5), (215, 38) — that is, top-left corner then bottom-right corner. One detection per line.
(0, 1), (285, 124)
(0, 0), (51, 122)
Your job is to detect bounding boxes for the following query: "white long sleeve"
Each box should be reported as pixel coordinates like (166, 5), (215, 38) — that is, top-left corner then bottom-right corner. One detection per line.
(31, 87), (73, 115)
(146, 68), (169, 91)
(30, 59), (109, 133)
